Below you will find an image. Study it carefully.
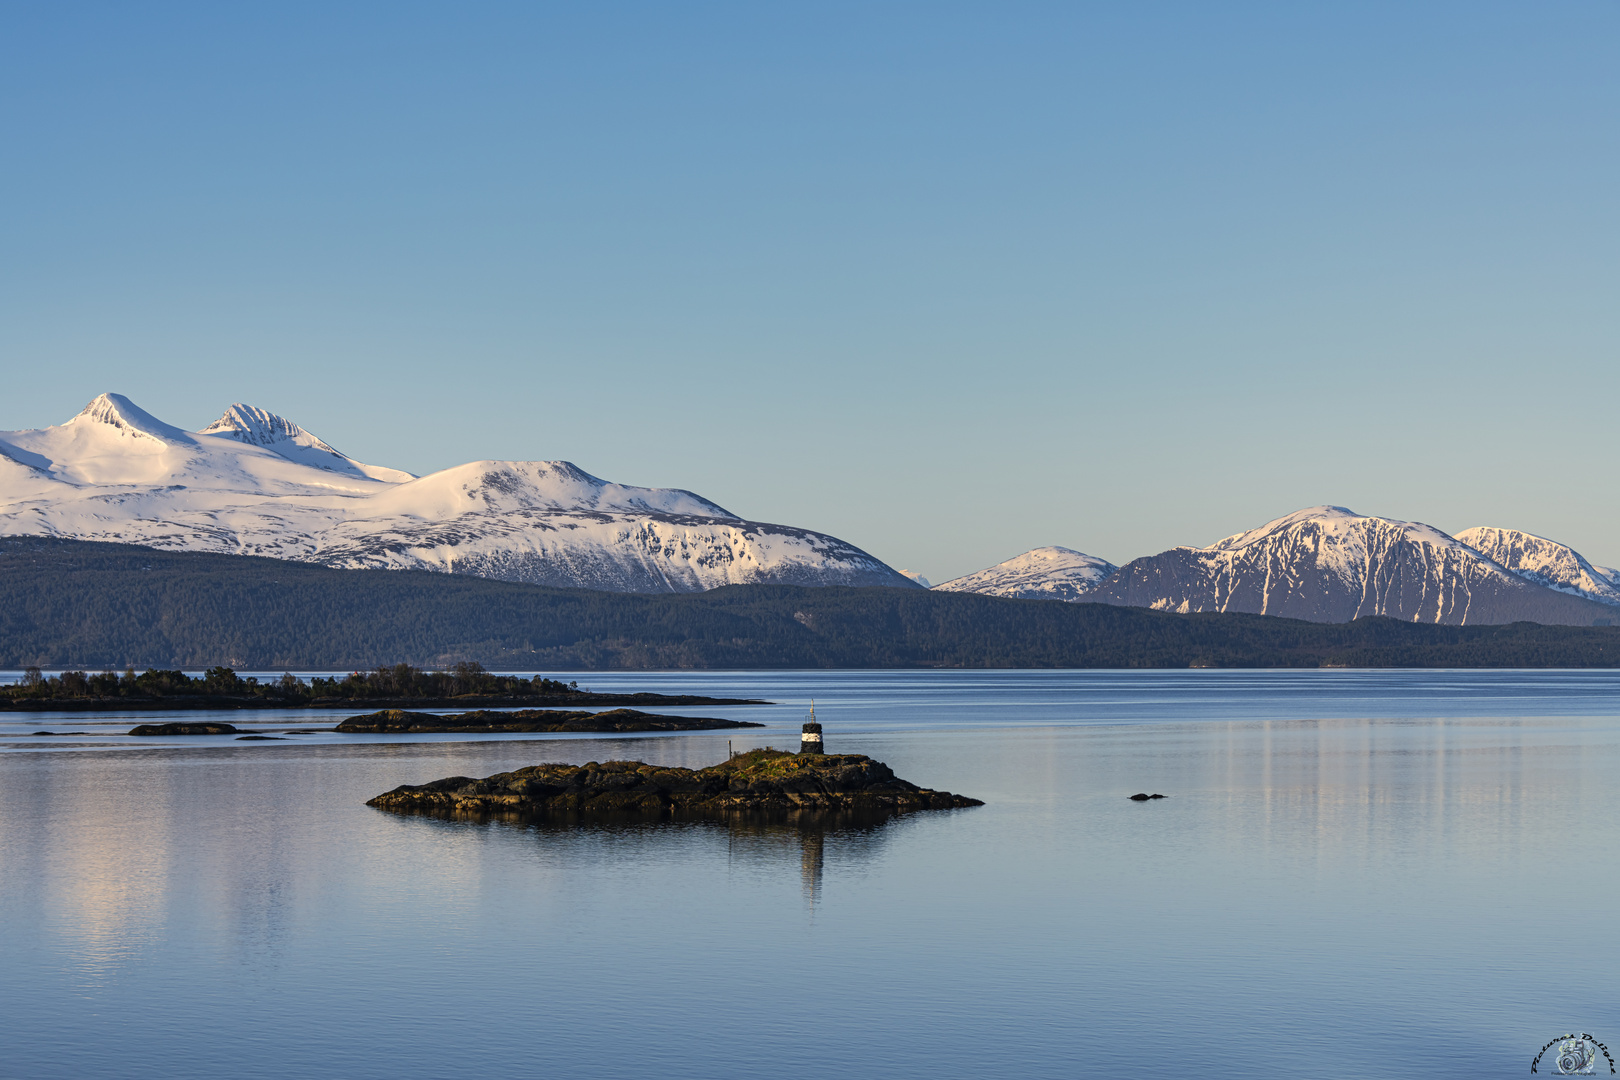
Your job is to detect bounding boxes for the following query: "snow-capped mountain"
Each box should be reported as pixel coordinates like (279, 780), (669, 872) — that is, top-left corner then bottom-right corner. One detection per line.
(199, 403), (416, 483)
(934, 547), (1118, 601)
(1083, 506), (1615, 625)
(1452, 526), (1620, 606)
(937, 508), (1620, 625)
(0, 394), (919, 592)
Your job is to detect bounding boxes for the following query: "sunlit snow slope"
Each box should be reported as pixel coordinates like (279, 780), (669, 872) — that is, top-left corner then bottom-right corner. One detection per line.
(1085, 506), (1616, 625)
(0, 394), (917, 592)
(1453, 526), (1620, 605)
(934, 547), (1118, 601)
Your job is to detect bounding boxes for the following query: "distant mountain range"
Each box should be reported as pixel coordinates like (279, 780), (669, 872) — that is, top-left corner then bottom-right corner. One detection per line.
(5, 397), (1614, 628)
(938, 506), (1619, 626)
(0, 394), (918, 592)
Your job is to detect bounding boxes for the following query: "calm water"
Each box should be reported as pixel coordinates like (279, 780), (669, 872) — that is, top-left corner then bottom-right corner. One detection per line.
(2, 670), (1618, 1079)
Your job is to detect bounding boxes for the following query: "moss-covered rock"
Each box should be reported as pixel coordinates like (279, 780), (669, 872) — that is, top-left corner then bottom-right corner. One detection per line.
(367, 748), (981, 819)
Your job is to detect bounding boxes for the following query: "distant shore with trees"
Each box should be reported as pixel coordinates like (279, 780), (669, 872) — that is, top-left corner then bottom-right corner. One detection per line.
(0, 662), (765, 712)
(9, 536), (1620, 672)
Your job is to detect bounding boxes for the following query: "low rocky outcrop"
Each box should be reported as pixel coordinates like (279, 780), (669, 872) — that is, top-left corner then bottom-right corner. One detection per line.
(367, 748), (982, 820)
(335, 707), (763, 734)
(128, 722), (240, 736)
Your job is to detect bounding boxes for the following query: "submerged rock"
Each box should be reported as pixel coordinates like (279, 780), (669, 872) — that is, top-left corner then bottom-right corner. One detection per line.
(128, 722), (240, 736)
(336, 707), (763, 734)
(367, 748), (982, 820)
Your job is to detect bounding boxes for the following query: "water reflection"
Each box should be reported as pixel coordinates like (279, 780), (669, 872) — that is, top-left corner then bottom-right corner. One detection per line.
(715, 812), (898, 907)
(801, 828), (823, 902)
(371, 803), (909, 907)
(23, 754), (175, 988)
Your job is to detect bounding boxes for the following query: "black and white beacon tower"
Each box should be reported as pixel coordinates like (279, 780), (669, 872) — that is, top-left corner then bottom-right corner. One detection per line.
(800, 701), (824, 755)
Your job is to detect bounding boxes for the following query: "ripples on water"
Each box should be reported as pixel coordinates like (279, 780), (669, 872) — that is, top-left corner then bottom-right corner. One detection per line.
(1, 670), (1617, 1079)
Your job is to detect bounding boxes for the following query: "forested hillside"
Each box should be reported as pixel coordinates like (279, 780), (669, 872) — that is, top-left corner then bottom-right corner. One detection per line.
(6, 536), (1620, 669)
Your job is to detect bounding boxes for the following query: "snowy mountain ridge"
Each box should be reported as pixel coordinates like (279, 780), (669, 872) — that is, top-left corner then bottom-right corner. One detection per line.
(0, 393), (917, 592)
(941, 506), (1620, 627)
(198, 403), (417, 483)
(1206, 505), (1459, 556)
(1092, 505), (1549, 623)
(934, 546), (1118, 601)
(1452, 526), (1620, 605)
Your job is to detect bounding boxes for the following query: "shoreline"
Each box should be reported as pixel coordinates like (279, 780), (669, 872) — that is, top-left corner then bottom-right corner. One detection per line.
(0, 690), (771, 713)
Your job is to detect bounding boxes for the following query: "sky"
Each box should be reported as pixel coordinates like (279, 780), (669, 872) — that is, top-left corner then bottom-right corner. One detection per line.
(2, 2), (1617, 583)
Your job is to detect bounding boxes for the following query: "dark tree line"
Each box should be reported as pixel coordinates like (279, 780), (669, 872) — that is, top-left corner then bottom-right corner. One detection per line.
(7, 535), (1620, 670)
(4, 661), (581, 704)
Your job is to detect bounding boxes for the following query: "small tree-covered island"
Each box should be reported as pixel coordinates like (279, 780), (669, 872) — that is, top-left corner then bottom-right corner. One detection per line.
(368, 747), (981, 820)
(335, 707), (762, 733)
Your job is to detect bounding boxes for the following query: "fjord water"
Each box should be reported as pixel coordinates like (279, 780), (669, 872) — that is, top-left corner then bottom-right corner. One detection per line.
(2, 671), (1617, 1079)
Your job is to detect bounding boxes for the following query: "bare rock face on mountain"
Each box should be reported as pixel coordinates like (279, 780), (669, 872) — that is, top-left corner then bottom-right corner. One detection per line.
(1085, 507), (1617, 626)
(0, 393), (919, 593)
(934, 546), (1118, 601)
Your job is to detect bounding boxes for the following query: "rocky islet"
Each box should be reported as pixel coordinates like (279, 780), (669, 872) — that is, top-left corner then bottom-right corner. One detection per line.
(128, 722), (241, 736)
(367, 748), (982, 820)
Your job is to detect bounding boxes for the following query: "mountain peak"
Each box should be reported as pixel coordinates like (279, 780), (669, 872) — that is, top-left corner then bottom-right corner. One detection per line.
(200, 403), (341, 454)
(935, 545), (1119, 601)
(195, 403), (413, 483)
(71, 393), (190, 444)
(1207, 505), (1455, 553)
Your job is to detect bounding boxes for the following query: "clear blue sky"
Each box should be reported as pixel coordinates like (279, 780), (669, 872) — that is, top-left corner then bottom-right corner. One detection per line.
(3, 2), (1617, 582)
